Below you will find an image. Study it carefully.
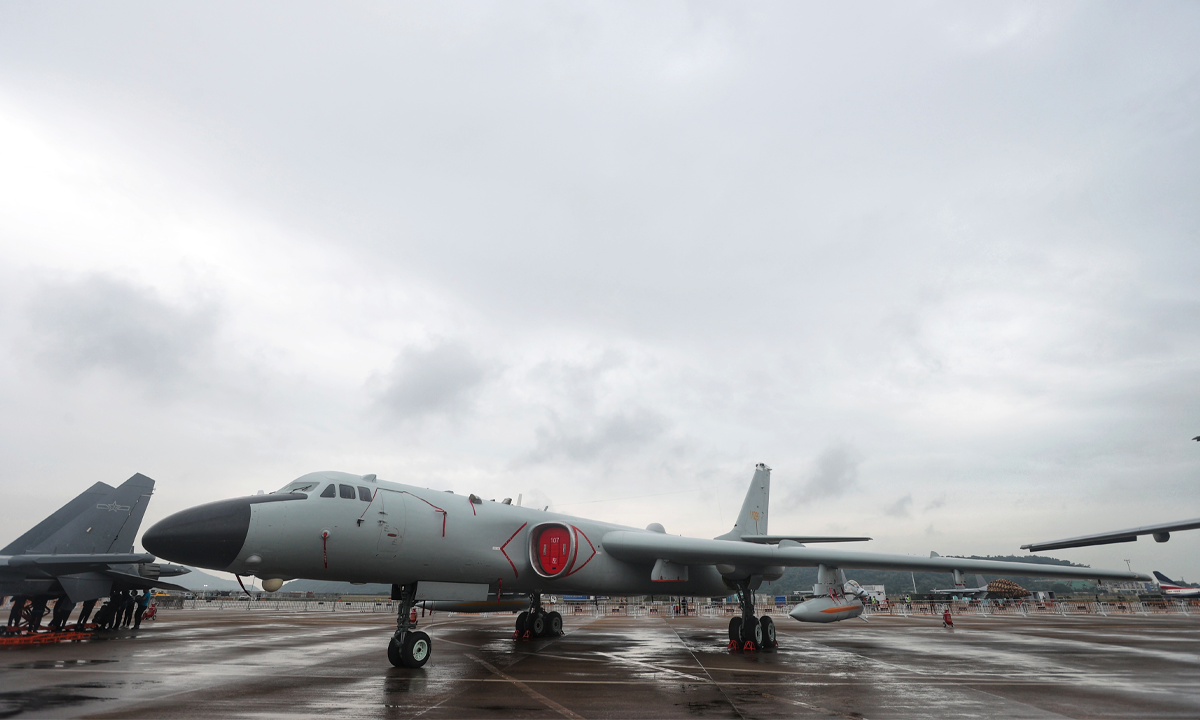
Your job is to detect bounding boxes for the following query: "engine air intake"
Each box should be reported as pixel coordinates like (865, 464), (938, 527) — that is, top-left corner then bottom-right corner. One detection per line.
(528, 522), (576, 579)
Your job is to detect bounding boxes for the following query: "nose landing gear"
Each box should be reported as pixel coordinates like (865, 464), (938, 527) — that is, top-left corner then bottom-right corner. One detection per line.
(388, 584), (431, 668)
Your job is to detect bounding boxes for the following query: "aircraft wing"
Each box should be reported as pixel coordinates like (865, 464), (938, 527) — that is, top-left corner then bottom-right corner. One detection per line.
(101, 569), (193, 593)
(738, 535), (872, 544)
(601, 531), (1150, 581)
(1021, 518), (1200, 552)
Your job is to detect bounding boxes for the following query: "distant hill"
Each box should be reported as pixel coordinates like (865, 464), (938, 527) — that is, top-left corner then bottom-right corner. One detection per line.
(279, 579), (392, 595)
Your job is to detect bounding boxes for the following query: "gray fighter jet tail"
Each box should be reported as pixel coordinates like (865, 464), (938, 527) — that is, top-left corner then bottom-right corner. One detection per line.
(26, 474), (155, 555)
(716, 463), (771, 539)
(0, 481), (115, 555)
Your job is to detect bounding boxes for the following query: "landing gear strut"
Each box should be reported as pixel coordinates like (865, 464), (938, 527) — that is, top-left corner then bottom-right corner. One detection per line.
(727, 581), (776, 652)
(514, 592), (562, 640)
(388, 584), (431, 668)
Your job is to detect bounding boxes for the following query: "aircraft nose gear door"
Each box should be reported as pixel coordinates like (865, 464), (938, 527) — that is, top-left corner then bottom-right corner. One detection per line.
(374, 491), (406, 558)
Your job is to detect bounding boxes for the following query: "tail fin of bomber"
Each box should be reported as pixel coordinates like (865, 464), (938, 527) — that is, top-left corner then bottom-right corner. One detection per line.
(26, 473), (155, 555)
(716, 463), (771, 540)
(976, 575), (986, 588)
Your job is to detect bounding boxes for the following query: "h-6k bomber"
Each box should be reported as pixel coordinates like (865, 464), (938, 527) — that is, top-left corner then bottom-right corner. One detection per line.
(143, 464), (1148, 668)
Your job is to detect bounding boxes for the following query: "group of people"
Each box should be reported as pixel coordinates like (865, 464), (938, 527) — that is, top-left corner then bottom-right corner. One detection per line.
(3, 589), (157, 634)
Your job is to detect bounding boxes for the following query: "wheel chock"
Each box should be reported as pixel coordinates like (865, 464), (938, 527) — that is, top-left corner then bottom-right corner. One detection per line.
(727, 639), (739, 651)
(742, 640), (756, 653)
(512, 631), (520, 640)
(522, 630), (532, 640)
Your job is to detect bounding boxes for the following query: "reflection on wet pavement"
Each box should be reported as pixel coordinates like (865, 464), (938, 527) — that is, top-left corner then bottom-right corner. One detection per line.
(0, 610), (1197, 718)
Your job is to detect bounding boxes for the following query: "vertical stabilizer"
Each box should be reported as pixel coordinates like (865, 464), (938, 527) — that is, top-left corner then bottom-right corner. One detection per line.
(975, 575), (986, 588)
(28, 474), (155, 555)
(716, 463), (770, 539)
(0, 482), (115, 555)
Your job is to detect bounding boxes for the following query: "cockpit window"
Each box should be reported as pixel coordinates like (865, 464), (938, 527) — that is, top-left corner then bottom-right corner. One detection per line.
(320, 484), (337, 498)
(339, 484), (356, 499)
(358, 486), (373, 502)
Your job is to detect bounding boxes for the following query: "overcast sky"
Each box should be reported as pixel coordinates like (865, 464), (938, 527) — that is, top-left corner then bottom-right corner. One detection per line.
(2, 2), (1198, 583)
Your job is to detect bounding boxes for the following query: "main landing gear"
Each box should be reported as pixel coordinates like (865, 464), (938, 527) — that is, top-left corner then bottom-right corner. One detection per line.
(388, 584), (431, 668)
(514, 592), (562, 640)
(727, 581), (777, 653)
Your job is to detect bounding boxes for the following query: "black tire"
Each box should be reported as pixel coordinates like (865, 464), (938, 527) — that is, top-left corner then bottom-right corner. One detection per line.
(528, 612), (546, 637)
(546, 611), (563, 635)
(402, 631), (432, 668)
(728, 617), (742, 643)
(515, 611), (529, 635)
(759, 616), (776, 647)
(739, 616), (763, 644)
(387, 637), (404, 667)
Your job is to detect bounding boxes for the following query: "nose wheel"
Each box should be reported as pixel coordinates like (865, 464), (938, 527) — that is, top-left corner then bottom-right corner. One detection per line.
(388, 584), (432, 668)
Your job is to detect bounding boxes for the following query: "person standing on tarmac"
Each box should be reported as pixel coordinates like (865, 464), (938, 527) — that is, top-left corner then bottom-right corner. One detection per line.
(122, 591), (137, 628)
(5, 596), (26, 632)
(134, 591), (150, 629)
(49, 596), (75, 631)
(75, 598), (97, 631)
(28, 597), (48, 632)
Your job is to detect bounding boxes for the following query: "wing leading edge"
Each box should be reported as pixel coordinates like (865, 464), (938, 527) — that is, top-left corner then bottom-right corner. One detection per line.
(601, 531), (1149, 581)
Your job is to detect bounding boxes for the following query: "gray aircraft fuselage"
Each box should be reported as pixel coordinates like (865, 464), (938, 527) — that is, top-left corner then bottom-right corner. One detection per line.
(146, 471), (732, 598)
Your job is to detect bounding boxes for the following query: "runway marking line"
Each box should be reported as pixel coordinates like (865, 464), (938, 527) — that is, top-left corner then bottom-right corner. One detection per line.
(466, 653), (585, 720)
(761, 692), (871, 719)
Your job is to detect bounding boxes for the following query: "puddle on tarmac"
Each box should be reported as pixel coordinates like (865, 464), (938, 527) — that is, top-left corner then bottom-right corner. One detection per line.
(0, 687), (111, 719)
(6, 659), (118, 670)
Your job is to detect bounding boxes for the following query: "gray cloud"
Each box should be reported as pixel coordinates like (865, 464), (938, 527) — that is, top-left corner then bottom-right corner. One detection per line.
(524, 407), (668, 465)
(374, 340), (491, 421)
(884, 494), (913, 518)
(924, 494), (947, 512)
(25, 274), (216, 385)
(783, 443), (864, 508)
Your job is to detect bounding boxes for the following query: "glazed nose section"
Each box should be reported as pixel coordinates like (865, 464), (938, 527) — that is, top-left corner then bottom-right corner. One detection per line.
(142, 497), (252, 571)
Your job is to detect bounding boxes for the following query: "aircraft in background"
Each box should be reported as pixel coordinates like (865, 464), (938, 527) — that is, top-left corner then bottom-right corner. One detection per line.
(1021, 517), (1200, 552)
(144, 463), (1148, 668)
(0, 474), (190, 612)
(931, 573), (989, 598)
(1153, 571), (1200, 599)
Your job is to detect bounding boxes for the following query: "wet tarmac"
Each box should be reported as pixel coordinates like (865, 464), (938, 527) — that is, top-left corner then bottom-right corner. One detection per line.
(1, 610), (1198, 718)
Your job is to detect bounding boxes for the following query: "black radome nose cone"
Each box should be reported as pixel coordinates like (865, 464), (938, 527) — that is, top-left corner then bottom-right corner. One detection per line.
(143, 498), (252, 571)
